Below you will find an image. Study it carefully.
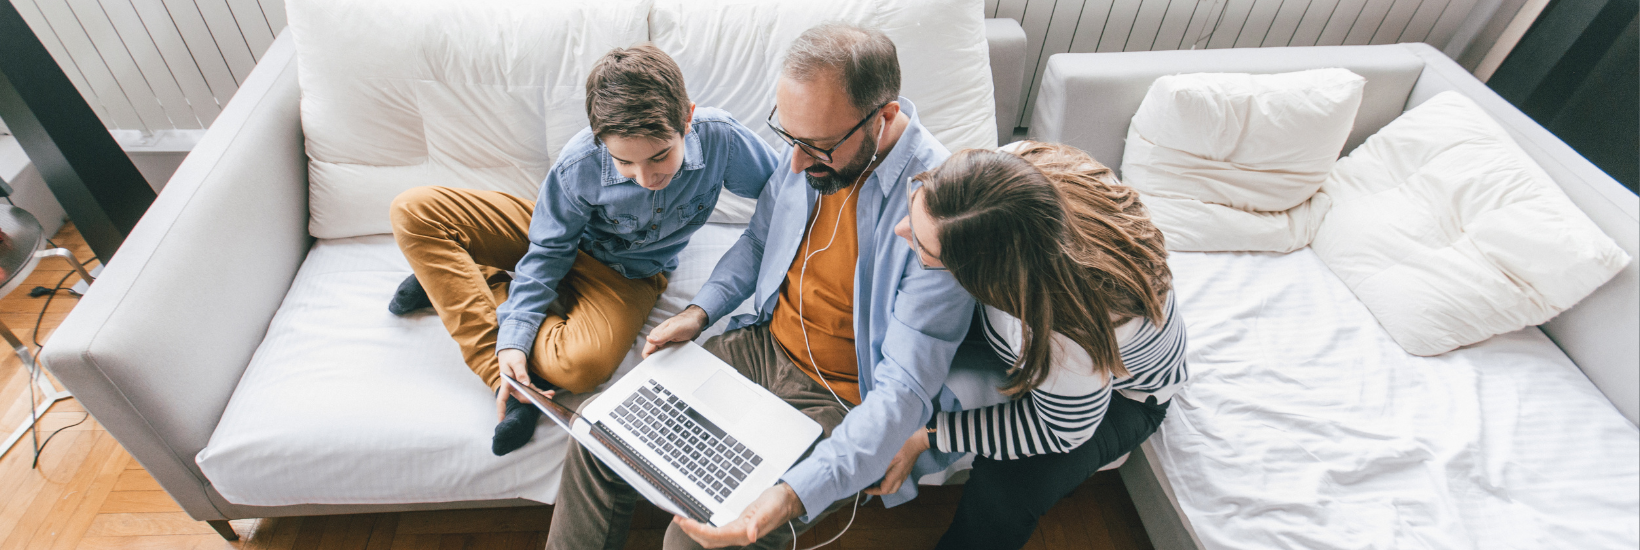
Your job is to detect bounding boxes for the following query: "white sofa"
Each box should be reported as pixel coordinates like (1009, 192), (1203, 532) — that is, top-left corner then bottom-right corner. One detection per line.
(41, 0), (1639, 544)
(1031, 44), (1639, 549)
(39, 0), (1026, 539)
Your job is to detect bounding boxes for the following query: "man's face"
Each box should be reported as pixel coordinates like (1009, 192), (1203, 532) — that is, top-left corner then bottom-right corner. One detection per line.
(774, 75), (880, 195)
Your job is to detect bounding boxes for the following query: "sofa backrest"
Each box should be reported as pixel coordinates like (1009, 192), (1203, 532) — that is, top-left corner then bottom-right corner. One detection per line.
(650, 0), (997, 157)
(290, 0), (997, 240)
(289, 0), (652, 239)
(1029, 45), (1426, 179)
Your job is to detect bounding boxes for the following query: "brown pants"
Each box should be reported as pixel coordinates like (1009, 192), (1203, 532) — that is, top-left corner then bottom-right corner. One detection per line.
(544, 325), (854, 550)
(389, 186), (668, 393)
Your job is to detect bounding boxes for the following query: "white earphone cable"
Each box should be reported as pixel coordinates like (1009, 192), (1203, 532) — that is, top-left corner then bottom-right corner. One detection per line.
(796, 179), (861, 413)
(787, 121), (885, 550)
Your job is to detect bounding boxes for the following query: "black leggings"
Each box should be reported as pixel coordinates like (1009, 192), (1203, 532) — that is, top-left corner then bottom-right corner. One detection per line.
(934, 392), (1170, 550)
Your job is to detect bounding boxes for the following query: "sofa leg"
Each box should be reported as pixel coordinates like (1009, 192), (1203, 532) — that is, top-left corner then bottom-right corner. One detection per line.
(207, 519), (239, 541)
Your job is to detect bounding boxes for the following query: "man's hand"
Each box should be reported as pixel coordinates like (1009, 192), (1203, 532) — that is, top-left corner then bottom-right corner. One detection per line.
(496, 348), (531, 421)
(673, 482), (804, 548)
(864, 429), (930, 496)
(644, 305), (709, 357)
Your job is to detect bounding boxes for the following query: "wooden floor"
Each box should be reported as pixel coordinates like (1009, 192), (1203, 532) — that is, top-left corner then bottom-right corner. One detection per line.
(0, 224), (1155, 550)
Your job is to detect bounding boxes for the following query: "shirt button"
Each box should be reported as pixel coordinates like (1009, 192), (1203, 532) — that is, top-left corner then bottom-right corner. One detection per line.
(698, 205), (704, 211)
(655, 208), (663, 213)
(651, 224), (658, 230)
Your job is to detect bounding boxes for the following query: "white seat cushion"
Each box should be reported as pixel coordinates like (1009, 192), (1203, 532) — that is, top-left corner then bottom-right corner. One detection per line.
(1312, 92), (1631, 356)
(1155, 248), (1639, 549)
(1121, 69), (1364, 252)
(288, 0), (653, 239)
(196, 225), (753, 506)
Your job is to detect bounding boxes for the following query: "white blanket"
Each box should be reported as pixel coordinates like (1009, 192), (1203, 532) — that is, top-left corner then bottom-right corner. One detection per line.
(196, 225), (753, 506)
(1156, 249), (1639, 549)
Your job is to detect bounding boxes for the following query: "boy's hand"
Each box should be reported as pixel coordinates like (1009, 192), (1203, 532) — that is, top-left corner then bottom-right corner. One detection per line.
(644, 305), (709, 357)
(496, 348), (531, 421)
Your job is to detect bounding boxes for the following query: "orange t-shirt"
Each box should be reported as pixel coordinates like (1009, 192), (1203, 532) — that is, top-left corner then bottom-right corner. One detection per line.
(769, 181), (862, 405)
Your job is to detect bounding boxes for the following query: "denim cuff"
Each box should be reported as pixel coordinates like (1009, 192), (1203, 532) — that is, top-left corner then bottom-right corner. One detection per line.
(497, 319), (541, 355)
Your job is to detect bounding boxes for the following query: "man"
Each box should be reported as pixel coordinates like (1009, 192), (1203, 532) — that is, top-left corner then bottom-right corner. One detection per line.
(544, 23), (975, 550)
(388, 44), (778, 456)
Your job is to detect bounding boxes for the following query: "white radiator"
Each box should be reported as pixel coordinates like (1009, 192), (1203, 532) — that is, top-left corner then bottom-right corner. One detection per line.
(988, 0), (1484, 126)
(10, 0), (285, 133)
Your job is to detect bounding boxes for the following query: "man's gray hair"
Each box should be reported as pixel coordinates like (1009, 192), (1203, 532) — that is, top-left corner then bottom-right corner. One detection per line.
(782, 23), (901, 115)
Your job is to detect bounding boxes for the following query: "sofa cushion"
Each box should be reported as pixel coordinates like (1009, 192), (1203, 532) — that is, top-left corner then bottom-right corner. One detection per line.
(289, 0), (653, 239)
(195, 225), (753, 506)
(650, 0), (998, 220)
(1121, 69), (1364, 252)
(1156, 247), (1640, 549)
(1312, 91), (1631, 356)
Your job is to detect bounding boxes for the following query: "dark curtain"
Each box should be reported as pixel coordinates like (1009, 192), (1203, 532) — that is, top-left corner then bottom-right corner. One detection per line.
(1490, 0), (1639, 194)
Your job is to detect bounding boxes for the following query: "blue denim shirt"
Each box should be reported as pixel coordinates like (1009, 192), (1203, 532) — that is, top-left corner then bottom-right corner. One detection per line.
(690, 99), (976, 517)
(497, 107), (779, 354)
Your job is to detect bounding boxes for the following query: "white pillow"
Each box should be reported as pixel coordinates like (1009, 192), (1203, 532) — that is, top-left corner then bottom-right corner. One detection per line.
(654, 0), (998, 224)
(290, 0), (655, 239)
(1312, 91), (1631, 356)
(1121, 69), (1365, 252)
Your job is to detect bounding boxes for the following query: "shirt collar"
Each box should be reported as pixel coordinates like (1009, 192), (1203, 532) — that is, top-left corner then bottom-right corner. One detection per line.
(599, 126), (706, 186)
(864, 97), (926, 197)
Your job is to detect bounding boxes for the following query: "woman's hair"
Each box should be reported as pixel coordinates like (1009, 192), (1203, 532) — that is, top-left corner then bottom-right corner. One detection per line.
(914, 142), (1172, 395)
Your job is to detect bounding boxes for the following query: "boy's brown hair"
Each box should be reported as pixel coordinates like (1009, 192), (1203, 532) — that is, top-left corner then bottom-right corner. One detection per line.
(585, 44), (691, 142)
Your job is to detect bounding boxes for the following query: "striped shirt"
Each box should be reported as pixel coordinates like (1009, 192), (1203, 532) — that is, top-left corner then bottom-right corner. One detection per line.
(932, 292), (1188, 460)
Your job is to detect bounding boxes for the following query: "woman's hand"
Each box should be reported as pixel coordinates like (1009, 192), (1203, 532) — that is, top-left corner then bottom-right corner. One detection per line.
(864, 429), (931, 496)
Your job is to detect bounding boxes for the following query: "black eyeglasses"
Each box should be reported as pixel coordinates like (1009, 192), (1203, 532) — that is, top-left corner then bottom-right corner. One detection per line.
(906, 186), (947, 271)
(766, 103), (884, 163)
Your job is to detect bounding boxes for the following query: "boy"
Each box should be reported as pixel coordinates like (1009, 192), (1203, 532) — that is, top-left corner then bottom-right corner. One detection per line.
(388, 44), (778, 455)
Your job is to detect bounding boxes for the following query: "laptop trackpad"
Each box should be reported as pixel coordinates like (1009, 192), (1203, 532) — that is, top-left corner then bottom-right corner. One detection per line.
(693, 370), (762, 426)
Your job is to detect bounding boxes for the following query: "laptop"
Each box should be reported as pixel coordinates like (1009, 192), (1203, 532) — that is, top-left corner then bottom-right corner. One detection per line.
(502, 341), (823, 526)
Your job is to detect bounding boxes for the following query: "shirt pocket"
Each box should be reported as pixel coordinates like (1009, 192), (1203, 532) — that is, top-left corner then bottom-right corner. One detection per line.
(677, 190), (717, 227)
(592, 207), (639, 236)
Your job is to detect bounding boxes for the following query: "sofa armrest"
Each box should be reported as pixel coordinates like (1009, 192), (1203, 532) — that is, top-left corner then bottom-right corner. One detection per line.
(985, 18), (1027, 145)
(1399, 43), (1640, 426)
(40, 30), (310, 521)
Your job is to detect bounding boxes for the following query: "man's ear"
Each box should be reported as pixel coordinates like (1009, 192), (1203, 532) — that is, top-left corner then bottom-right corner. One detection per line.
(879, 100), (902, 124)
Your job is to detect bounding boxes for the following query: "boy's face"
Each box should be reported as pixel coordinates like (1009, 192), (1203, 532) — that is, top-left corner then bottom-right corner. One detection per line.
(605, 131), (688, 191)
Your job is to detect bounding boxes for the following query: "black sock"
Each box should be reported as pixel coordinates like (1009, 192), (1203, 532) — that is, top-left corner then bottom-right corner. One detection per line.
(492, 392), (542, 456)
(388, 274), (433, 315)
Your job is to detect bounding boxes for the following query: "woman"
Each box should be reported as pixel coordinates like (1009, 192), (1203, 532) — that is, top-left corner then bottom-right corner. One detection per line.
(872, 142), (1188, 549)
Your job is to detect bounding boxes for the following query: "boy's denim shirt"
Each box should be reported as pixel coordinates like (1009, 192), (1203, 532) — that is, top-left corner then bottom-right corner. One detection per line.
(496, 107), (779, 353)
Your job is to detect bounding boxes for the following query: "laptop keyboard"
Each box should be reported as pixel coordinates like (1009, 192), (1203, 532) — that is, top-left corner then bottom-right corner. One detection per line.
(612, 381), (764, 503)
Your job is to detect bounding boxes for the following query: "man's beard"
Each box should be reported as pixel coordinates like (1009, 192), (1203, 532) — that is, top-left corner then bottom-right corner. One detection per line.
(803, 129), (879, 195)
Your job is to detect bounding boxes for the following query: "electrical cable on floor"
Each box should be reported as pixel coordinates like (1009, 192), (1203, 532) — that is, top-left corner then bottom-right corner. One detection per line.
(26, 259), (92, 468)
